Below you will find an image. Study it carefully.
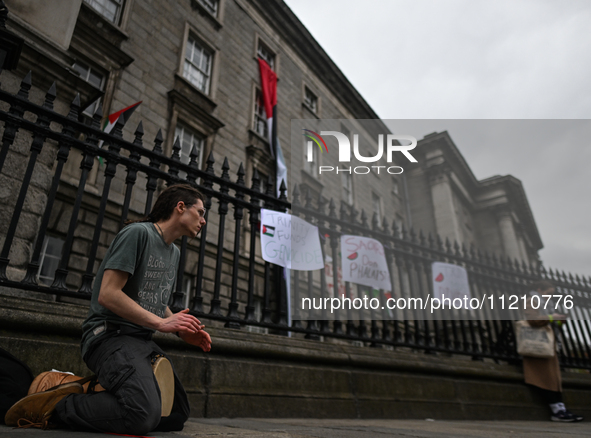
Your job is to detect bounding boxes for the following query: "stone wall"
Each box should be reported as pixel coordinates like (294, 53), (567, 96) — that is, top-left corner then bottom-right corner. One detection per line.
(1, 0), (403, 315)
(1, 291), (590, 420)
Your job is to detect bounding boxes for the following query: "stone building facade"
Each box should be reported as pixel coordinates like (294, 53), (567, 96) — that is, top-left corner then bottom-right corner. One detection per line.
(4, 1), (591, 422)
(406, 131), (542, 265)
(2, 0), (541, 308)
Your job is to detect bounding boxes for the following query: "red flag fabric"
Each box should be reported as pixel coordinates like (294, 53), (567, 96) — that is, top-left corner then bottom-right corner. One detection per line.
(257, 58), (277, 118)
(105, 101), (142, 127)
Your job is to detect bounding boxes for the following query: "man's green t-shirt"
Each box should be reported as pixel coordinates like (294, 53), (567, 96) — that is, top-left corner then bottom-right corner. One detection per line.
(81, 222), (180, 358)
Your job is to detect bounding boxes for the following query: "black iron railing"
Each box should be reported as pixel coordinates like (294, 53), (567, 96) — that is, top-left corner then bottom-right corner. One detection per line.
(1, 72), (590, 369)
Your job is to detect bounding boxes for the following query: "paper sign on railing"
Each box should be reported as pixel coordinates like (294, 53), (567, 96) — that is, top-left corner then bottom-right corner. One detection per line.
(432, 262), (471, 308)
(260, 209), (323, 270)
(340, 235), (391, 290)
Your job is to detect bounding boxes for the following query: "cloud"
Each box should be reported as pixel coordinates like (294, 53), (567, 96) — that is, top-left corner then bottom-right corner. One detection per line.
(284, 0), (591, 276)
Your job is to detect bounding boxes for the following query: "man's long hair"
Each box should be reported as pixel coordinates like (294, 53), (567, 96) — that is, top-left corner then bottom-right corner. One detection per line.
(129, 184), (205, 225)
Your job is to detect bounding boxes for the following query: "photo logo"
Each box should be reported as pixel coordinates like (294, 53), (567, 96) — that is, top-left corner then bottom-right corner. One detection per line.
(304, 129), (418, 175)
(302, 129), (328, 157)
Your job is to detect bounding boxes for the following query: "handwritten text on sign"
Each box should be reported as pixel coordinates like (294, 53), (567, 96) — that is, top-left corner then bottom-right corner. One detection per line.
(260, 209), (323, 271)
(341, 235), (392, 290)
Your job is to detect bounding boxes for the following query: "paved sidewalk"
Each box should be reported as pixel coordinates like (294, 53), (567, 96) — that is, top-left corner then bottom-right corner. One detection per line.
(1, 418), (590, 438)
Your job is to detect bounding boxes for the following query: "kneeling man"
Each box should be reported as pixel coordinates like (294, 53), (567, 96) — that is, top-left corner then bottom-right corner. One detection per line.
(6, 184), (211, 434)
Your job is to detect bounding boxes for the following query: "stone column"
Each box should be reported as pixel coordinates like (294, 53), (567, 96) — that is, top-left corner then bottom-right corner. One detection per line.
(496, 209), (522, 261)
(515, 223), (530, 264)
(428, 163), (462, 244)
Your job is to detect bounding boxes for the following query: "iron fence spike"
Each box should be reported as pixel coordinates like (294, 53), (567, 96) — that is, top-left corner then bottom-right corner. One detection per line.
(66, 94), (80, 120)
(171, 136), (181, 160)
(135, 120), (144, 136)
(372, 211), (379, 230)
(235, 162), (245, 186)
(93, 101), (103, 120)
(17, 71), (32, 98)
(91, 102), (102, 129)
(43, 83), (57, 109)
(329, 198), (336, 218)
(153, 129), (163, 154)
(250, 168), (260, 192)
(189, 143), (199, 164)
(382, 216), (390, 235)
(340, 203), (348, 221)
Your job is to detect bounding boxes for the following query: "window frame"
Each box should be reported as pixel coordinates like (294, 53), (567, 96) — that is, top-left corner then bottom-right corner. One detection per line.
(72, 61), (106, 117)
(197, 0), (219, 17)
(253, 87), (268, 139)
(182, 33), (214, 95)
(340, 124), (354, 205)
(303, 85), (319, 114)
(83, 0), (125, 25)
(257, 40), (275, 70)
(341, 172), (354, 206)
(37, 236), (65, 286)
(189, 0), (225, 27)
(303, 134), (320, 178)
(178, 24), (219, 100)
(174, 122), (205, 179)
(166, 102), (217, 185)
(254, 34), (279, 74)
(372, 192), (382, 222)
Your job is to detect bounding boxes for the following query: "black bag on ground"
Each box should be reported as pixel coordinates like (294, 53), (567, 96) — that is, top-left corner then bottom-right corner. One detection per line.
(0, 347), (33, 424)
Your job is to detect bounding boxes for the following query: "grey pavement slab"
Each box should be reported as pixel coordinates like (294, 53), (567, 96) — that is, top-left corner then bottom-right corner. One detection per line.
(1, 418), (590, 438)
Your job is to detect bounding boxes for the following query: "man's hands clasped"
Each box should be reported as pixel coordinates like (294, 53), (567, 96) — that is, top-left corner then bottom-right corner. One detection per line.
(179, 330), (212, 352)
(158, 308), (212, 352)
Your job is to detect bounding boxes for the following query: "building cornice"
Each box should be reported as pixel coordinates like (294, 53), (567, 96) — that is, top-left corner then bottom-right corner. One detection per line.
(247, 0), (388, 127)
(417, 131), (543, 250)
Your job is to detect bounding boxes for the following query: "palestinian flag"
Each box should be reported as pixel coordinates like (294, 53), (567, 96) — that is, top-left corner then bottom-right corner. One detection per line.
(262, 225), (275, 237)
(258, 59), (290, 332)
(257, 59), (287, 197)
(103, 101), (142, 134)
(98, 101), (142, 152)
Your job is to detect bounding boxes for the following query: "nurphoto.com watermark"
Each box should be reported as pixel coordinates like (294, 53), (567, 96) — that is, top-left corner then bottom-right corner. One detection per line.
(286, 119), (587, 322)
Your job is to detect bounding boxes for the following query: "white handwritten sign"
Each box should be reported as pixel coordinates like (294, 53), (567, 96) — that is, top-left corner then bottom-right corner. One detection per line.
(340, 235), (391, 290)
(260, 209), (323, 271)
(431, 262), (471, 306)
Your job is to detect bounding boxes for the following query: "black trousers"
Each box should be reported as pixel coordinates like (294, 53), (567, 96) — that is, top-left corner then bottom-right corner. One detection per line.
(0, 348), (33, 423)
(54, 334), (189, 435)
(526, 383), (563, 405)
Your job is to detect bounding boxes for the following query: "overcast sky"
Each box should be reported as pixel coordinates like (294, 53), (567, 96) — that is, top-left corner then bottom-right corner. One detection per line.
(284, 0), (591, 278)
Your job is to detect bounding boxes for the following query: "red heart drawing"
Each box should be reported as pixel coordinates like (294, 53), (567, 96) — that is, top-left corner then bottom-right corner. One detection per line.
(347, 252), (358, 260)
(435, 273), (444, 282)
